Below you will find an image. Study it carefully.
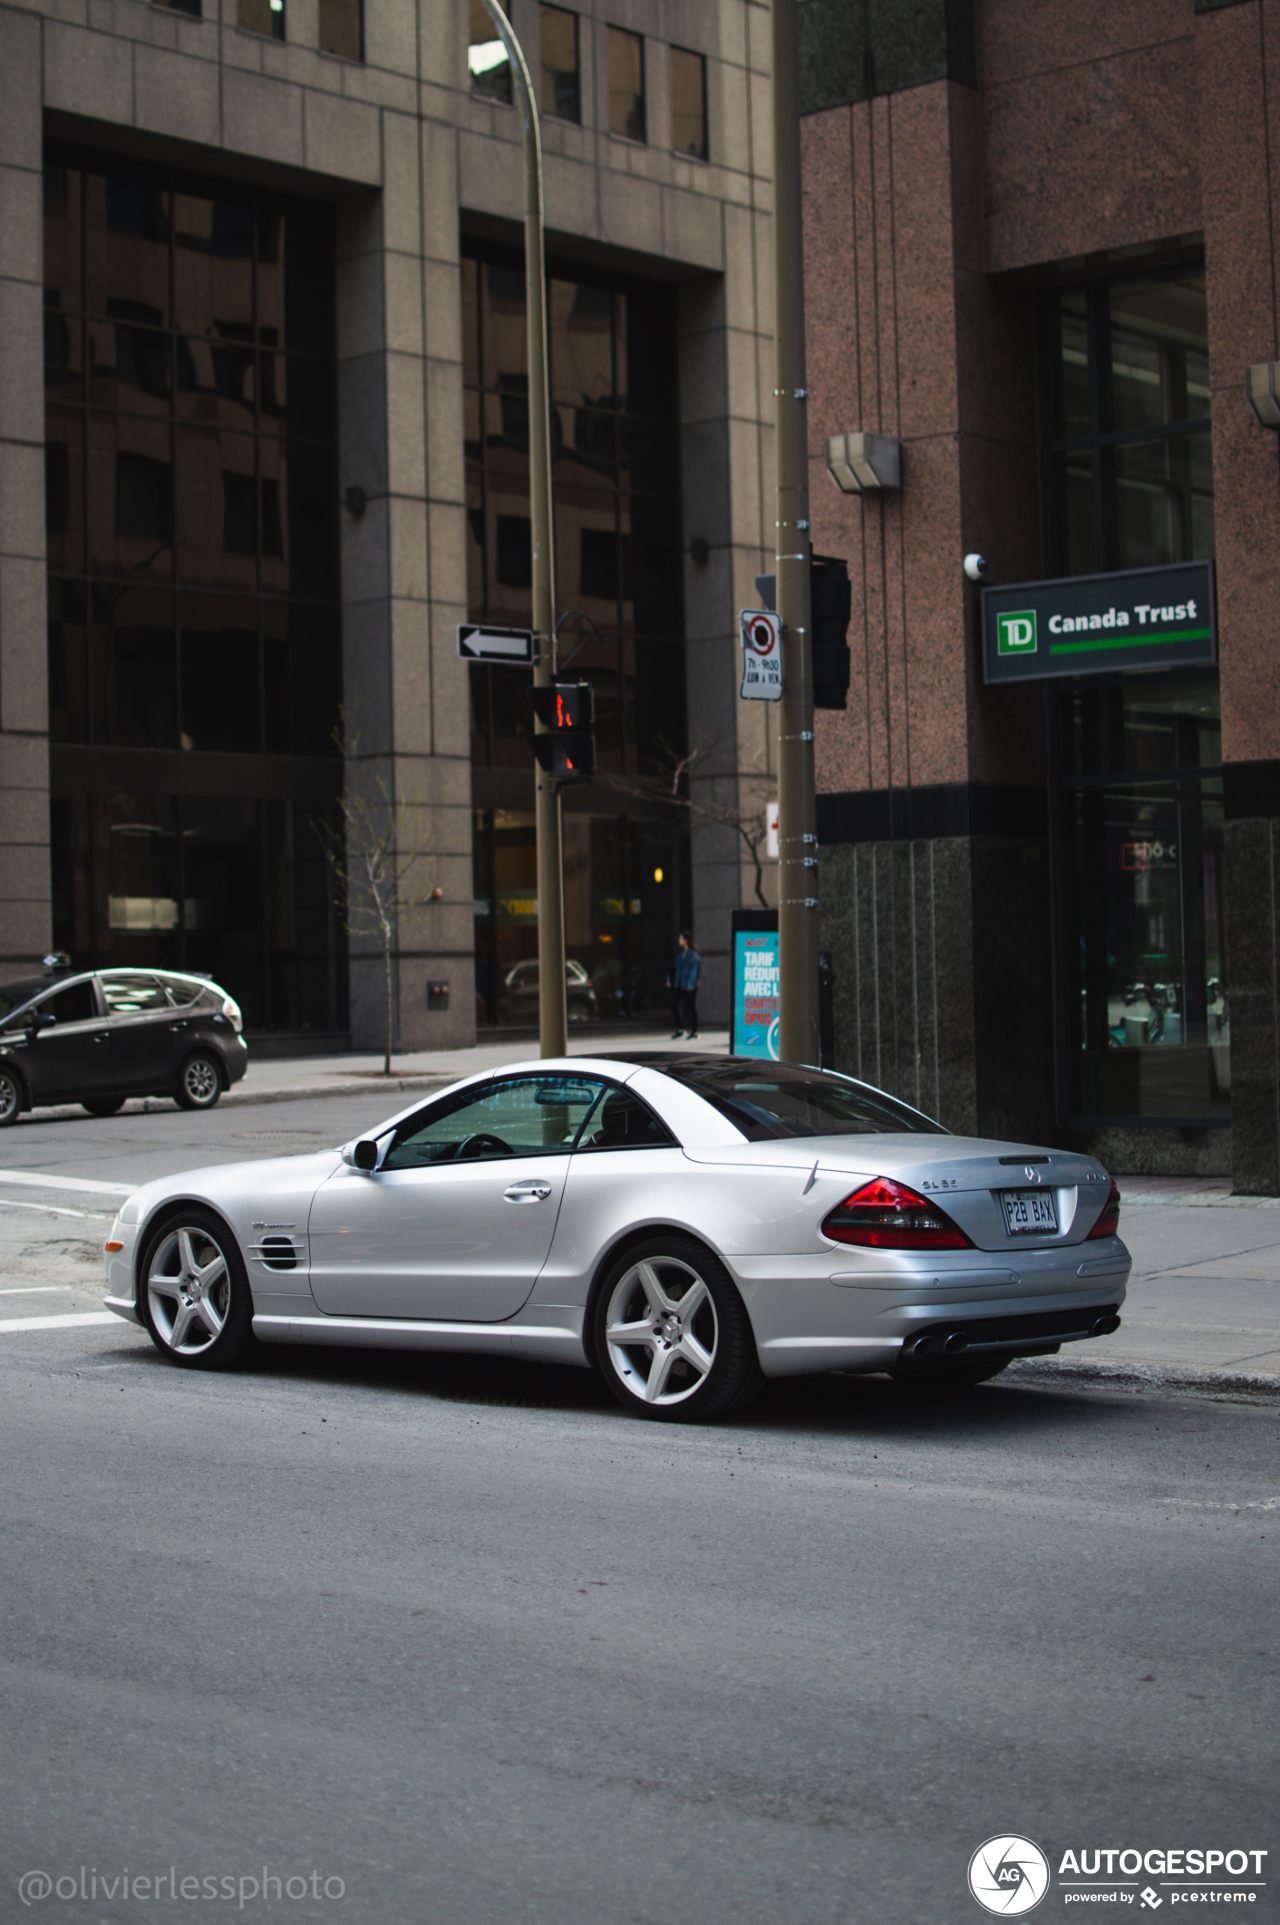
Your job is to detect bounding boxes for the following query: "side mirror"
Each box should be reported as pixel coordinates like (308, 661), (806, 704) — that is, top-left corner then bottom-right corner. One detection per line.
(341, 1139), (380, 1171)
(27, 1012), (56, 1038)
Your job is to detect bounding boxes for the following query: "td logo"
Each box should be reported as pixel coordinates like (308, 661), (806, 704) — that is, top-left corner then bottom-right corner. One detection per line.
(997, 611), (1037, 655)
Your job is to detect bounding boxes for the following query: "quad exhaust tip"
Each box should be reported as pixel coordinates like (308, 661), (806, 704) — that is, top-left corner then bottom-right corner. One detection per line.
(904, 1331), (969, 1360)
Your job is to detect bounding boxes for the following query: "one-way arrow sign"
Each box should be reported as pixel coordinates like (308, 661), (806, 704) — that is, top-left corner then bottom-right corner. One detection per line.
(457, 624), (534, 663)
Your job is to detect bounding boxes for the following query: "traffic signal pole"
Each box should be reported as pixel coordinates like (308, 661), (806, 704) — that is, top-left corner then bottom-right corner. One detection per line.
(478, 0), (567, 1057)
(770, 0), (820, 1063)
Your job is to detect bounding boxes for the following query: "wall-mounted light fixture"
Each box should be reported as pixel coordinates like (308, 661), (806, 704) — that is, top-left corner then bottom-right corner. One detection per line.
(824, 432), (901, 493)
(1248, 363), (1280, 429)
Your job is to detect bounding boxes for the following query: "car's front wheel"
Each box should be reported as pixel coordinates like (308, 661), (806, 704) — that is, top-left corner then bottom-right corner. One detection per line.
(174, 1052), (222, 1110)
(0, 1067), (22, 1127)
(593, 1235), (762, 1422)
(138, 1209), (256, 1369)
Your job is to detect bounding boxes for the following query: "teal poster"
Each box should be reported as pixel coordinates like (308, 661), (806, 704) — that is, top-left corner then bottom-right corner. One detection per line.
(734, 929), (779, 1058)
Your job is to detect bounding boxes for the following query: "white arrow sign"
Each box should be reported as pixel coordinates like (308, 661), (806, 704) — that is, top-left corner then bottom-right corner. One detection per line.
(457, 624), (534, 663)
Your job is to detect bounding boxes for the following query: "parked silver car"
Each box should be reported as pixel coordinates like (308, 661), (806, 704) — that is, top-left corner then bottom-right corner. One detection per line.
(103, 1055), (1129, 1421)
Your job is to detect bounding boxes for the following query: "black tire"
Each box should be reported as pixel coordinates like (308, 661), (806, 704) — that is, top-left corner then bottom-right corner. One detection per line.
(137, 1207), (257, 1369)
(174, 1052), (222, 1111)
(894, 1356), (1012, 1392)
(0, 1067), (22, 1127)
(82, 1096), (126, 1117)
(592, 1234), (763, 1423)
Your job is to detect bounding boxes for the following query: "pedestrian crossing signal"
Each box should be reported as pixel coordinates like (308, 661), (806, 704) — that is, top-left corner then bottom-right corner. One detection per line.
(529, 681), (596, 785)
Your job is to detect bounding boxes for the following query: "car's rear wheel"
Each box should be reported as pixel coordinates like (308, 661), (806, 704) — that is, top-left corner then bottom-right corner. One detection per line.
(138, 1209), (256, 1369)
(174, 1052), (222, 1111)
(0, 1068), (22, 1127)
(594, 1235), (763, 1423)
(82, 1096), (125, 1117)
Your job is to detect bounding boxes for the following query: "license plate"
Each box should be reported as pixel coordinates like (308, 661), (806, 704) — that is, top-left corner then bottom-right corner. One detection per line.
(1000, 1188), (1058, 1236)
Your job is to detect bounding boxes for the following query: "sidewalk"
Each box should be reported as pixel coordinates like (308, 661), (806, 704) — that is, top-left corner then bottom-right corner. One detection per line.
(208, 1029), (734, 1107)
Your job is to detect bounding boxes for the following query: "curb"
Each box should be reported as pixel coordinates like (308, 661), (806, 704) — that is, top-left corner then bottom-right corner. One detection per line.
(1006, 1356), (1280, 1404)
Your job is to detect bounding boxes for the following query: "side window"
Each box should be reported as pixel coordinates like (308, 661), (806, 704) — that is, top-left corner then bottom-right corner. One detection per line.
(41, 981), (98, 1024)
(575, 1086), (675, 1151)
(100, 974), (169, 1014)
(383, 1075), (607, 1170)
(161, 976), (204, 1008)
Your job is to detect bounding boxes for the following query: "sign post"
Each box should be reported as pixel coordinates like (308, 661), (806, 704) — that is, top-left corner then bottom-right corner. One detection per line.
(982, 561), (1215, 685)
(740, 609), (783, 700)
(457, 624), (534, 664)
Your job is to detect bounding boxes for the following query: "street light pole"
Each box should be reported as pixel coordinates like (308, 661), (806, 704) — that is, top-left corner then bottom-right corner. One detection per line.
(770, 0), (819, 1065)
(478, 0), (567, 1057)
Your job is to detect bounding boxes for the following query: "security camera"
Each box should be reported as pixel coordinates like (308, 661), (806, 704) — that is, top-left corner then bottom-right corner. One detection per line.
(963, 554), (988, 582)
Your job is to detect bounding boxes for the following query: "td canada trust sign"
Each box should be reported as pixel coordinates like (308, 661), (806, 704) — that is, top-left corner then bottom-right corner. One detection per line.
(981, 561), (1215, 686)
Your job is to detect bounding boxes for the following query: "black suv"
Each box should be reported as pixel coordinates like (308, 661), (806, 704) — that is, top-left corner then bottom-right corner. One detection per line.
(0, 968), (248, 1124)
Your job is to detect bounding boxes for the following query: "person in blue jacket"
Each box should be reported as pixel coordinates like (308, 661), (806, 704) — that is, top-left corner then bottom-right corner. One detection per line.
(669, 931), (700, 1039)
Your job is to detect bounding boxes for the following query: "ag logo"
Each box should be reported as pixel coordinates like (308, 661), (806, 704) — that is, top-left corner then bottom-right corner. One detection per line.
(968, 1835), (1050, 1915)
(997, 611), (1037, 656)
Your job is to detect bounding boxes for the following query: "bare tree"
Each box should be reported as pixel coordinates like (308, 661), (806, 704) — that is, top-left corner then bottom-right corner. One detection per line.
(313, 723), (440, 1074)
(602, 738), (773, 910)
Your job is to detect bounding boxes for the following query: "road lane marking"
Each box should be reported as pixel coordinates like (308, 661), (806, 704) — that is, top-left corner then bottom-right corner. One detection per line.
(0, 1197), (111, 1219)
(0, 1312), (119, 1333)
(0, 1170), (137, 1195)
(0, 1286), (73, 1295)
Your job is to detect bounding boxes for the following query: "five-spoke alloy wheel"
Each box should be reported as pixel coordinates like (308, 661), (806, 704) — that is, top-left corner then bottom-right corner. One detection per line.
(139, 1209), (255, 1369)
(175, 1052), (222, 1111)
(594, 1235), (761, 1422)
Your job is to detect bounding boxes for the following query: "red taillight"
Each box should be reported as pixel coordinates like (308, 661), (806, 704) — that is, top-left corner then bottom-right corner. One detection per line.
(821, 1177), (973, 1250)
(1085, 1176), (1122, 1239)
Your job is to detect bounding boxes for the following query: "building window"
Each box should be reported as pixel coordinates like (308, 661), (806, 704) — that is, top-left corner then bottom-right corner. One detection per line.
(44, 151), (344, 1032)
(1042, 267), (1213, 578)
(319, 0), (361, 59)
(237, 0), (284, 37)
(155, 0), (202, 16)
(1054, 676), (1227, 1126)
(461, 243), (687, 1024)
(540, 5), (580, 123)
(607, 26), (646, 142)
(670, 46), (707, 160)
(470, 0), (512, 104)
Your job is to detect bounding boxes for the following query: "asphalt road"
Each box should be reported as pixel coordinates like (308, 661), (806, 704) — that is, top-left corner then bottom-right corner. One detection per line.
(0, 1096), (1277, 1923)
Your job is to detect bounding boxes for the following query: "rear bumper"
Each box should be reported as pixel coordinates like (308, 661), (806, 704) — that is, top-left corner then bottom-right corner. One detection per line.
(731, 1242), (1131, 1378)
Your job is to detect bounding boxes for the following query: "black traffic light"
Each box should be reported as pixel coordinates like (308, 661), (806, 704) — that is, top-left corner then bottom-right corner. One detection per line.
(753, 554), (851, 710)
(529, 680), (596, 784)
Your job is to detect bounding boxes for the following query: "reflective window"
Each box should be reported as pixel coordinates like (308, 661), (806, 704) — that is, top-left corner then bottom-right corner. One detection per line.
(470, 0), (512, 103)
(100, 972), (169, 1013)
(1057, 675), (1227, 1123)
(670, 47), (707, 160)
(607, 27), (646, 141)
(384, 1075), (607, 1168)
(238, 0), (284, 39)
(575, 1086), (674, 1150)
(319, 0), (361, 58)
(44, 152), (339, 754)
(657, 1062), (949, 1140)
(540, 6), (580, 122)
(38, 981), (98, 1024)
(1043, 266), (1213, 576)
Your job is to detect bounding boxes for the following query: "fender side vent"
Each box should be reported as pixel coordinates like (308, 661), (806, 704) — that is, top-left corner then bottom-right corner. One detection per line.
(254, 1236), (298, 1271)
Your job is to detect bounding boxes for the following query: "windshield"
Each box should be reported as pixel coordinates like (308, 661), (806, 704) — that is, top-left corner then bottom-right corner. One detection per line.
(659, 1059), (949, 1141)
(0, 979), (46, 1023)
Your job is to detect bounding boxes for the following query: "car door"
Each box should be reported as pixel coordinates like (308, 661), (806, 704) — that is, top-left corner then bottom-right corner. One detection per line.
(98, 972), (185, 1090)
(12, 979), (113, 1100)
(307, 1073), (608, 1321)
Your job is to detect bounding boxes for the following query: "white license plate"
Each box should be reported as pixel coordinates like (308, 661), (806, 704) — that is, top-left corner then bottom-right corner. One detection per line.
(1000, 1189), (1058, 1236)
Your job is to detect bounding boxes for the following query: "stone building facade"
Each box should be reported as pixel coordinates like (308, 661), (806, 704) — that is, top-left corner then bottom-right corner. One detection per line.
(801, 0), (1280, 1188)
(0, 0), (780, 1052)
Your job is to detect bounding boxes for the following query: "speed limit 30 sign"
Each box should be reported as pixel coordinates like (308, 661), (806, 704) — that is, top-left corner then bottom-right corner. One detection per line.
(740, 609), (783, 700)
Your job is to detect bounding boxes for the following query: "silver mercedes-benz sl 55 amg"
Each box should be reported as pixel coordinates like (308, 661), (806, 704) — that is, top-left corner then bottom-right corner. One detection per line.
(102, 1054), (1130, 1422)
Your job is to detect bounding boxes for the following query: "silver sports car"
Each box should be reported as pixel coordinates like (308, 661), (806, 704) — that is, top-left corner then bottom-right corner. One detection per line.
(102, 1055), (1130, 1422)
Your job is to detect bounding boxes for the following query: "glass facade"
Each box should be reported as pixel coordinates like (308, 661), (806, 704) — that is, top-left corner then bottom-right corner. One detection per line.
(462, 243), (688, 1028)
(44, 150), (345, 1034)
(1043, 264), (1223, 1123)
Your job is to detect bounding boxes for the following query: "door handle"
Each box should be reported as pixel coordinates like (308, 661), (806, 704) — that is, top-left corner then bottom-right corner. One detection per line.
(168, 1022), (187, 1031)
(503, 1182), (552, 1203)
(92, 1032), (110, 1044)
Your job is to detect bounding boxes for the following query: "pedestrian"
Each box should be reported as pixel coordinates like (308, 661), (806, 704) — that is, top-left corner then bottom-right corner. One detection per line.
(669, 931), (700, 1039)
